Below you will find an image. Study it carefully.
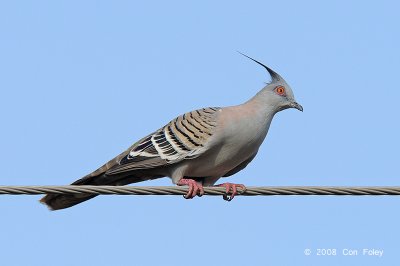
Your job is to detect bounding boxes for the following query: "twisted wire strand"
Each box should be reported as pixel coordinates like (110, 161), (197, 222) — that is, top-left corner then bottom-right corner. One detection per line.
(0, 185), (400, 196)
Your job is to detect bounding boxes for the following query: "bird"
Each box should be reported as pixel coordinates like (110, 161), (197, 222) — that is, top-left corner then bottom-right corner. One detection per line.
(40, 53), (303, 210)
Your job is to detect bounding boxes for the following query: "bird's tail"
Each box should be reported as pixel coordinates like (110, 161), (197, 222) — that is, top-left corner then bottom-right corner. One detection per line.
(40, 172), (160, 211)
(39, 174), (108, 211)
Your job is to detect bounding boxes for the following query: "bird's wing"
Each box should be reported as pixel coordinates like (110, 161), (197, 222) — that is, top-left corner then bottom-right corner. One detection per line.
(105, 107), (221, 175)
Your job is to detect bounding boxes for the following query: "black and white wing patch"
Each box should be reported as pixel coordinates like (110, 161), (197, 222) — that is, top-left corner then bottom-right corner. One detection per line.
(106, 107), (220, 175)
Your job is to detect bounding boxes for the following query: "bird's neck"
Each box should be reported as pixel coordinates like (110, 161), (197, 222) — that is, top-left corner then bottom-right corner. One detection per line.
(232, 97), (276, 141)
(244, 92), (278, 119)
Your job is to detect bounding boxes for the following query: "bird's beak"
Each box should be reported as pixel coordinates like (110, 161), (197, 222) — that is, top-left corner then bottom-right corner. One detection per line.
(290, 102), (303, 112)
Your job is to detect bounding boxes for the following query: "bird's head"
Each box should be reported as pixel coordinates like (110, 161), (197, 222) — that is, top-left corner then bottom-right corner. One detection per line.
(240, 52), (303, 113)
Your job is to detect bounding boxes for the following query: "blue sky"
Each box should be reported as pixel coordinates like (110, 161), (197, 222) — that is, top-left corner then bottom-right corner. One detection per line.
(0, 1), (399, 265)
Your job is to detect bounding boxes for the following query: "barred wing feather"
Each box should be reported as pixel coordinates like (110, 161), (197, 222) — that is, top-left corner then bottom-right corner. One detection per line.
(106, 107), (220, 175)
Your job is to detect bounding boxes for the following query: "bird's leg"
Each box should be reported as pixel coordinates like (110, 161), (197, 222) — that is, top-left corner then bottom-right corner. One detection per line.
(216, 183), (246, 201)
(177, 178), (205, 199)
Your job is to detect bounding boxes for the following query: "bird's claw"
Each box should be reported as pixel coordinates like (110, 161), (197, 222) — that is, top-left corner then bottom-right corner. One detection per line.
(177, 178), (204, 199)
(217, 183), (246, 201)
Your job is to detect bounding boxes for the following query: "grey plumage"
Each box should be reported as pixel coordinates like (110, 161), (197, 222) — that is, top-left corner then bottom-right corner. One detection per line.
(40, 54), (302, 210)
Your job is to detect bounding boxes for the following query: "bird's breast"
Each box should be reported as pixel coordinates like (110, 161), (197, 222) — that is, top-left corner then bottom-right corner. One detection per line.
(183, 107), (273, 178)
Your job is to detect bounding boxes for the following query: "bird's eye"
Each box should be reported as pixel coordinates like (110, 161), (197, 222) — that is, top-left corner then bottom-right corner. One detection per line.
(275, 86), (286, 96)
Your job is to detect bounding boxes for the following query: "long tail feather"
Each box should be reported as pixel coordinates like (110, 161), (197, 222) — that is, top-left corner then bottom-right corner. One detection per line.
(39, 172), (161, 211)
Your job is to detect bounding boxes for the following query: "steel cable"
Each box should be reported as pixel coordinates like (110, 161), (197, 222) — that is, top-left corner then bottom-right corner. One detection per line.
(1, 185), (400, 196)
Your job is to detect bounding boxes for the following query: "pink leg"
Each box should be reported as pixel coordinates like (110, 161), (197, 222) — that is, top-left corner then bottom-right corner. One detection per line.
(216, 183), (247, 201)
(177, 178), (205, 199)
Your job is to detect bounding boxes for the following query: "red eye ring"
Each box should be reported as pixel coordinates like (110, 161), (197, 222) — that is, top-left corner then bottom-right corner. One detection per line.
(275, 86), (286, 96)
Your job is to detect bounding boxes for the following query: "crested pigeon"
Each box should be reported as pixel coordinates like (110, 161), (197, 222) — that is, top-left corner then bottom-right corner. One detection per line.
(41, 54), (303, 210)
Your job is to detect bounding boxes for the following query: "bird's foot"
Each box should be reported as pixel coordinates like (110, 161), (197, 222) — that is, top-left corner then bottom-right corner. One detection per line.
(216, 183), (247, 201)
(177, 178), (205, 199)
